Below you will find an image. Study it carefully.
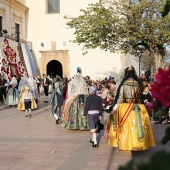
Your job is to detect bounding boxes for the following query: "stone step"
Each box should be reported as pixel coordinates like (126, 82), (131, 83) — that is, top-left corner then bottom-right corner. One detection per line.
(17, 43), (27, 73)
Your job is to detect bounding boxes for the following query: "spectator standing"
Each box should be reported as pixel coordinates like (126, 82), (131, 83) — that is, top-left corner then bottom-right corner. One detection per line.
(139, 74), (147, 83)
(140, 82), (153, 118)
(33, 74), (41, 95)
(42, 74), (51, 103)
(0, 76), (3, 103)
(0, 75), (8, 101)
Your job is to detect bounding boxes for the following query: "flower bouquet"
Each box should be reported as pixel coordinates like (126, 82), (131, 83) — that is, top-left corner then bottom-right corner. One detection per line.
(148, 65), (170, 144)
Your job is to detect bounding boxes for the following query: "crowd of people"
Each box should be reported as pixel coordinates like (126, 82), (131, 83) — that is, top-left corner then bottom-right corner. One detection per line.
(0, 74), (39, 117)
(0, 65), (169, 151)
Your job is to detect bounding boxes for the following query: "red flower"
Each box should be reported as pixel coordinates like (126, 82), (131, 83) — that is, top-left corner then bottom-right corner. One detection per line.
(151, 66), (170, 107)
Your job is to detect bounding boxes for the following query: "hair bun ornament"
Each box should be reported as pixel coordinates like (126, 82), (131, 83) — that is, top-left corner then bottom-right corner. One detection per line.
(128, 66), (133, 71)
(77, 67), (81, 73)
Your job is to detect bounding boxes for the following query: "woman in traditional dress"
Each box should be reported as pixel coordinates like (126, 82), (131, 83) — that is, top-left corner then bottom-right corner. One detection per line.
(62, 67), (89, 130)
(18, 75), (29, 93)
(5, 76), (19, 106)
(101, 82), (109, 109)
(104, 66), (156, 152)
(27, 76), (39, 104)
(17, 76), (37, 111)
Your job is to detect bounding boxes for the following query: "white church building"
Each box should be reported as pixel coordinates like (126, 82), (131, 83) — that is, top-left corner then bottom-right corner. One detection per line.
(0, 0), (140, 81)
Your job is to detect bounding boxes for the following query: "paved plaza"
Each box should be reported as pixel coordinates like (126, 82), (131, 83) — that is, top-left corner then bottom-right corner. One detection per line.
(0, 94), (170, 170)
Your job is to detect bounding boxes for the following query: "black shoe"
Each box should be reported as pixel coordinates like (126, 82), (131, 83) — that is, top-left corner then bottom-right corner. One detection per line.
(29, 114), (32, 118)
(56, 119), (59, 124)
(90, 139), (94, 144)
(92, 143), (98, 148)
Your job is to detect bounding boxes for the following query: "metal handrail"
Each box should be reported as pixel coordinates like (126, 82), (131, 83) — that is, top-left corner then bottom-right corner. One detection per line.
(0, 34), (32, 50)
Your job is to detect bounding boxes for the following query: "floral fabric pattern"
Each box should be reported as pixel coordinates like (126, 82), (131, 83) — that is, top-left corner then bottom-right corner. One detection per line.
(62, 94), (89, 130)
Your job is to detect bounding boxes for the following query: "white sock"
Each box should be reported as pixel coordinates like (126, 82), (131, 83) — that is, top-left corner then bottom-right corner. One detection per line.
(46, 96), (49, 101)
(93, 133), (97, 145)
(54, 114), (58, 120)
(25, 110), (28, 116)
(28, 109), (31, 115)
(91, 133), (93, 141)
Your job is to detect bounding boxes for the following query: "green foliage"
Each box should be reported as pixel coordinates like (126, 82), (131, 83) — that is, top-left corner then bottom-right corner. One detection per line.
(161, 0), (170, 17)
(64, 0), (170, 57)
(118, 151), (170, 170)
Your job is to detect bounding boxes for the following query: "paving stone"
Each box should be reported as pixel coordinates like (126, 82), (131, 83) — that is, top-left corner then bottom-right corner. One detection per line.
(0, 94), (170, 170)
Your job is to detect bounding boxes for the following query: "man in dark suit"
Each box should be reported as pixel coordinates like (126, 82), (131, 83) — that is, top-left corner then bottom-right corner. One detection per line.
(42, 74), (51, 103)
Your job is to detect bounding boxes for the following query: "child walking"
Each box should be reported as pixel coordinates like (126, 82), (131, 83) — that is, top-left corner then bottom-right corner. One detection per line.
(22, 86), (33, 118)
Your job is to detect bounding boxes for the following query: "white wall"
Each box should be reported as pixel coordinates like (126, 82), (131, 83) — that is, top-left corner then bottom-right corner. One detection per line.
(25, 0), (133, 80)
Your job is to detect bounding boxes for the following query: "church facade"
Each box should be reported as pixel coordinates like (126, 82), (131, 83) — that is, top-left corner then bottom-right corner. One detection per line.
(0, 0), (144, 80)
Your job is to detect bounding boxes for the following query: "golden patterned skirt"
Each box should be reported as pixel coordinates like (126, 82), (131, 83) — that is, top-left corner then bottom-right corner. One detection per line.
(107, 103), (156, 151)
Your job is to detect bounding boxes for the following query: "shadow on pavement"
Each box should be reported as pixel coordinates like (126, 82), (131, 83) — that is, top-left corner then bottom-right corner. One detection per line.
(32, 107), (49, 117)
(106, 148), (117, 170)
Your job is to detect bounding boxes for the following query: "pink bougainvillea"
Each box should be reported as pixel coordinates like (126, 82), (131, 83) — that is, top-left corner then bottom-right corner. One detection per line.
(151, 66), (170, 107)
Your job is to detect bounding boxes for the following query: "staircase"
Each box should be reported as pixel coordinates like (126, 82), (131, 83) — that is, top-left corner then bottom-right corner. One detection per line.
(17, 43), (27, 73)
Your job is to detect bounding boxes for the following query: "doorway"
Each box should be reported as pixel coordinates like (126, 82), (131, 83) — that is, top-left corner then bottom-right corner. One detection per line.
(46, 60), (63, 78)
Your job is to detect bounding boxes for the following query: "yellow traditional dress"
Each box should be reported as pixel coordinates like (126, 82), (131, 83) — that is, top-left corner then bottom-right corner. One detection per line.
(17, 87), (37, 110)
(105, 78), (156, 151)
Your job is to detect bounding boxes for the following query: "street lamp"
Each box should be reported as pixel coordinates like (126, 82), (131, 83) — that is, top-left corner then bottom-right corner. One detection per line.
(138, 52), (143, 77)
(135, 46), (144, 77)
